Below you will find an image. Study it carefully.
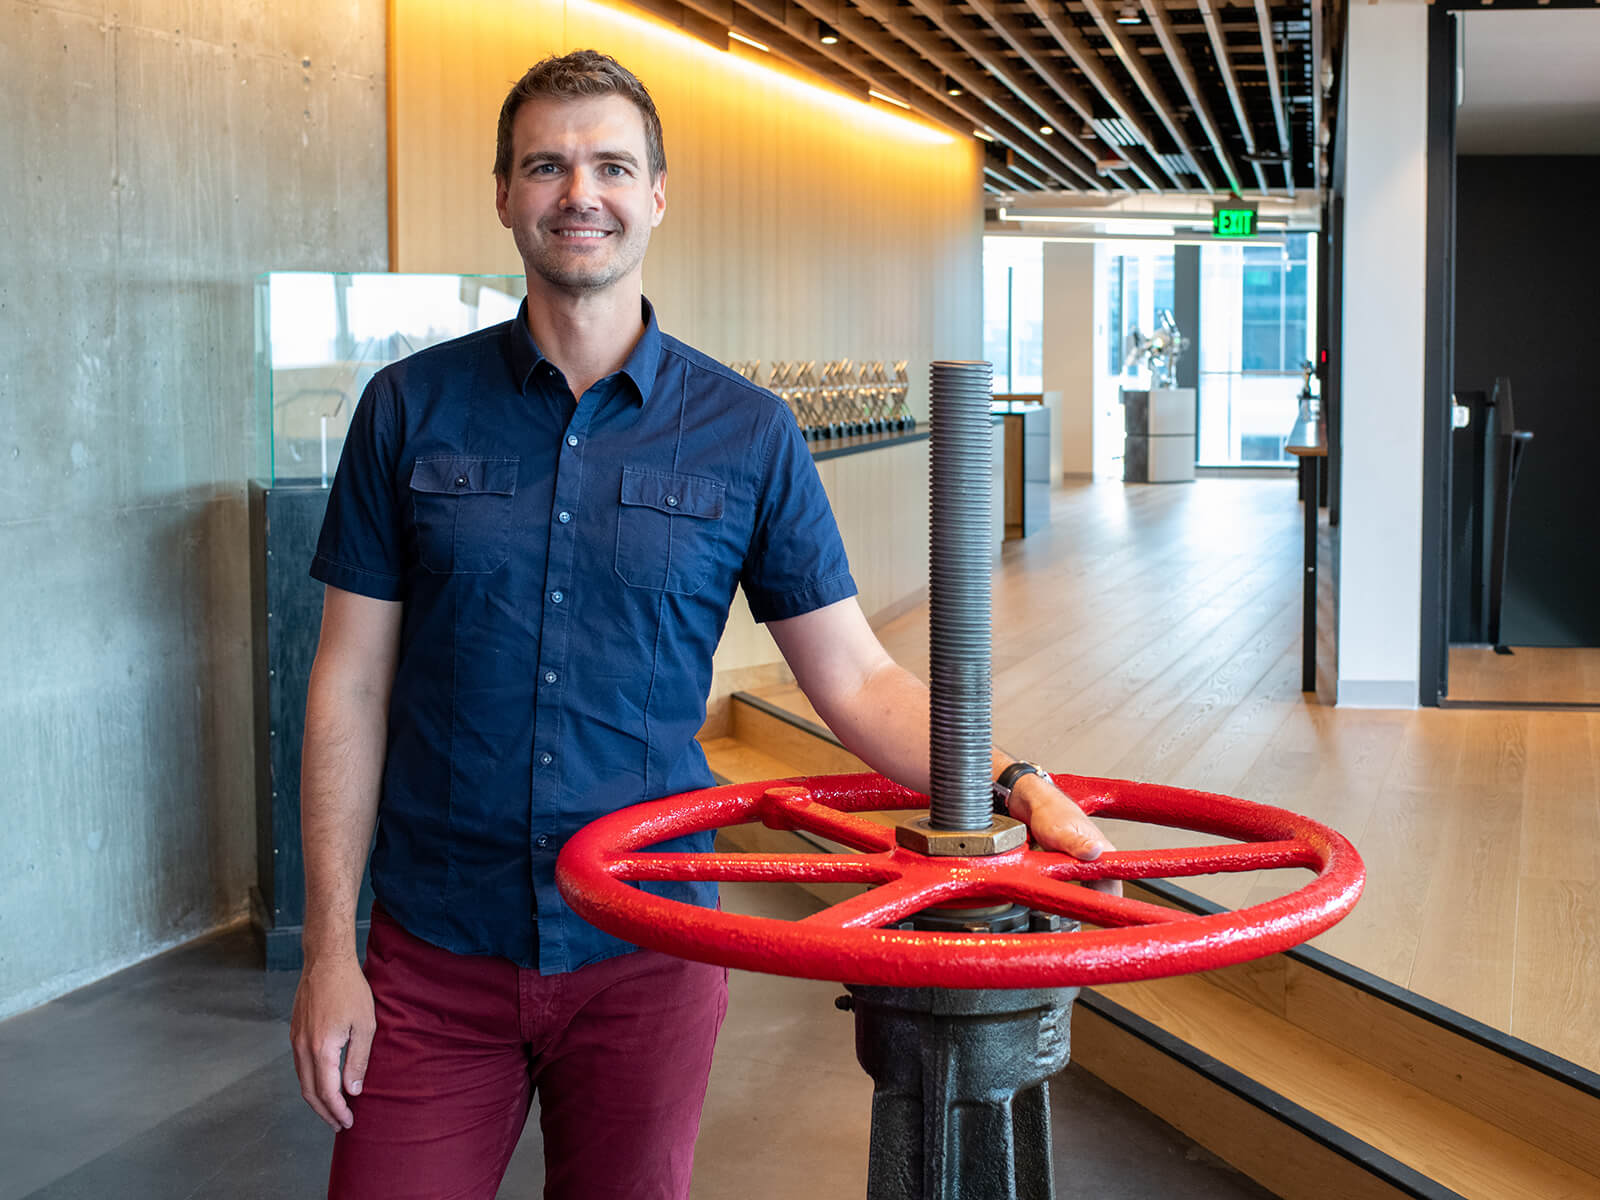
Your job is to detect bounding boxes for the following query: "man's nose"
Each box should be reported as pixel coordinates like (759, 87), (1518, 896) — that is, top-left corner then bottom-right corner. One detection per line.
(560, 169), (601, 211)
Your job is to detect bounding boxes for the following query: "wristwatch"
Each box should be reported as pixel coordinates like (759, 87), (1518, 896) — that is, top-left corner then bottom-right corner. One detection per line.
(993, 761), (1047, 814)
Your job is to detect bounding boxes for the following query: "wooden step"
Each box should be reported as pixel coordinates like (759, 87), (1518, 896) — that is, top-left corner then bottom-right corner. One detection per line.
(697, 689), (1600, 1200)
(728, 689), (866, 775)
(1091, 975), (1600, 1200)
(699, 735), (805, 788)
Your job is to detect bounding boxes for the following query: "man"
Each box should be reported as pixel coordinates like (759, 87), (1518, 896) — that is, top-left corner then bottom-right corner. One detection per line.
(290, 50), (1114, 1200)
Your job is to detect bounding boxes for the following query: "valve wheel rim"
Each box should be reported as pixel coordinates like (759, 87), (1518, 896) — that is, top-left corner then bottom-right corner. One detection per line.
(556, 772), (1366, 989)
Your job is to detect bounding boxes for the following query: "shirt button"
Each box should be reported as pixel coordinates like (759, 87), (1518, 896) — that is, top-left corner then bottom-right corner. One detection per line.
(665, 495), (679, 507)
(558, 511), (571, 524)
(544, 671), (557, 684)
(550, 591), (563, 604)
(566, 435), (579, 447)
(539, 752), (553, 766)
(535, 835), (551, 849)
(454, 474), (468, 488)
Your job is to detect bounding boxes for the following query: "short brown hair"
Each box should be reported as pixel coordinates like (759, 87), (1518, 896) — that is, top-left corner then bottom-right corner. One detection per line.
(493, 50), (666, 181)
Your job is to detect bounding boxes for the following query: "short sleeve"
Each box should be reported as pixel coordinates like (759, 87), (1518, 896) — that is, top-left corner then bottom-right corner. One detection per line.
(739, 403), (857, 623)
(309, 372), (405, 600)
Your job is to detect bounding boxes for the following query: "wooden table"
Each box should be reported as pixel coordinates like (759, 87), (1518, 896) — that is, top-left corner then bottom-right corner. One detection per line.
(1285, 417), (1327, 692)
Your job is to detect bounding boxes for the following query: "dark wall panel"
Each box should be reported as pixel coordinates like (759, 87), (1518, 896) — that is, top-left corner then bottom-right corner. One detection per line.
(1453, 155), (1600, 646)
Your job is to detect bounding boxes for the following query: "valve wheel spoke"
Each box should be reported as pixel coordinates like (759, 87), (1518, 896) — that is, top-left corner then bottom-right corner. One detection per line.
(800, 875), (952, 930)
(608, 851), (896, 886)
(1048, 839), (1317, 883)
(998, 874), (1187, 927)
(760, 791), (900, 854)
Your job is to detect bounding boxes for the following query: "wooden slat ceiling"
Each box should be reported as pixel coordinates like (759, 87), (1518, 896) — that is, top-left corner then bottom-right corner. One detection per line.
(657, 0), (1336, 198)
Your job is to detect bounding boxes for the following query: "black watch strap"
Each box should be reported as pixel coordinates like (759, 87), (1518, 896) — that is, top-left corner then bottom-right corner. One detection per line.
(993, 761), (1046, 812)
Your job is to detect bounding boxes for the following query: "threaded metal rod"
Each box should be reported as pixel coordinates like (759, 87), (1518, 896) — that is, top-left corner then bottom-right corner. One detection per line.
(928, 360), (994, 833)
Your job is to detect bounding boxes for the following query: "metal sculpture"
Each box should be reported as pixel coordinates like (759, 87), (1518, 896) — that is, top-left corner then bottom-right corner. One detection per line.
(1122, 309), (1190, 389)
(727, 357), (917, 440)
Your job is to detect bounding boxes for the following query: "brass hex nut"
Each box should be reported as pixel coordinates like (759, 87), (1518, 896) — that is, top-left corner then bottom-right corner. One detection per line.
(894, 814), (1028, 856)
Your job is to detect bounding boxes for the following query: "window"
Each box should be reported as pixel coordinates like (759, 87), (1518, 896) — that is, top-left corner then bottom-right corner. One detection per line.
(982, 237), (1043, 392)
(1196, 233), (1316, 466)
(1103, 247), (1175, 379)
(1241, 237), (1311, 372)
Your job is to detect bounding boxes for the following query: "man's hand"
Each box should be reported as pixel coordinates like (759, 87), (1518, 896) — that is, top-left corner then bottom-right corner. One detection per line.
(1005, 771), (1123, 897)
(290, 955), (376, 1131)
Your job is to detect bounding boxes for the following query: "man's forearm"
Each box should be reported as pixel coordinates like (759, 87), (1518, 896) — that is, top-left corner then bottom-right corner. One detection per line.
(815, 661), (1019, 797)
(299, 665), (389, 964)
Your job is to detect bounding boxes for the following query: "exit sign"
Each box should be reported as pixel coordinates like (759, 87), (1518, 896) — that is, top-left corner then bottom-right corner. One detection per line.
(1213, 203), (1258, 238)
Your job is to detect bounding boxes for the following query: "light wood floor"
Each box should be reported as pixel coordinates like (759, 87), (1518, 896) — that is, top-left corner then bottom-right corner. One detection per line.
(1448, 645), (1600, 705)
(755, 479), (1600, 1075)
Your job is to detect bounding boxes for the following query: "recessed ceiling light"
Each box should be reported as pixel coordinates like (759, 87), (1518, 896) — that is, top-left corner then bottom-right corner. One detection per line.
(1116, 3), (1142, 24)
(817, 21), (839, 45)
(944, 74), (963, 97)
(1039, 125), (1054, 136)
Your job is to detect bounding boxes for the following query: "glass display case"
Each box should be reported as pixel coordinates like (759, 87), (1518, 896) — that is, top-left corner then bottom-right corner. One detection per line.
(255, 272), (527, 484)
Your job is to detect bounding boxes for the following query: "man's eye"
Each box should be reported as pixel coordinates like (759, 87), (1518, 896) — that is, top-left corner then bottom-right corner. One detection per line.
(602, 164), (628, 177)
(531, 163), (559, 175)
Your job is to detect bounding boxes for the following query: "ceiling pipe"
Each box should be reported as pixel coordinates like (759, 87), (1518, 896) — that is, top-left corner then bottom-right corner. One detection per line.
(1139, 0), (1245, 196)
(764, 0), (1102, 192)
(957, 0), (1159, 193)
(1079, 0), (1219, 193)
(878, 0), (1129, 189)
(1195, 0), (1270, 194)
(1015, 0), (1184, 191)
(1253, 0), (1297, 196)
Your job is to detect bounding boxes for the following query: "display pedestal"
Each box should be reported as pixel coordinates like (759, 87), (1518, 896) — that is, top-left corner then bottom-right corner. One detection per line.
(994, 401), (1051, 540)
(249, 480), (374, 970)
(1122, 388), (1196, 483)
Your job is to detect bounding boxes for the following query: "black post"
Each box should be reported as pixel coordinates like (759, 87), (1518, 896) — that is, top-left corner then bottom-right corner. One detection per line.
(848, 984), (1078, 1200)
(1301, 456), (1321, 692)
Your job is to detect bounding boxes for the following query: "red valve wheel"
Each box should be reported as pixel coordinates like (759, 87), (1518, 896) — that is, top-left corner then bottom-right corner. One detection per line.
(556, 772), (1364, 988)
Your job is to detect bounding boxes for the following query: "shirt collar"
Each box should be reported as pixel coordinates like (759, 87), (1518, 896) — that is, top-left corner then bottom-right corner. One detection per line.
(503, 296), (662, 407)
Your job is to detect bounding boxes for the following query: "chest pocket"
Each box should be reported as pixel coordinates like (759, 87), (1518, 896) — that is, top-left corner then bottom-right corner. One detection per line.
(614, 465), (725, 595)
(409, 456), (519, 574)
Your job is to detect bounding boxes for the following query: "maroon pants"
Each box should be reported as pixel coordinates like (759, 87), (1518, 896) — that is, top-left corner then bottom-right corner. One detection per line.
(328, 906), (728, 1200)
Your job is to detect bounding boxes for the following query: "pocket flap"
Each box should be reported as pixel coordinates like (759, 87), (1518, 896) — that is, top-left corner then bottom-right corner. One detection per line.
(619, 466), (724, 519)
(410, 456), (519, 496)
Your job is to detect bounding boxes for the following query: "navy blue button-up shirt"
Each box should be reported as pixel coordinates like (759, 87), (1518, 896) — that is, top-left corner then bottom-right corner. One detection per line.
(310, 299), (856, 972)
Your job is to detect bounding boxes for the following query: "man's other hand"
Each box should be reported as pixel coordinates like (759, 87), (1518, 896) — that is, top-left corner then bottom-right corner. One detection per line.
(290, 956), (376, 1131)
(1007, 772), (1123, 897)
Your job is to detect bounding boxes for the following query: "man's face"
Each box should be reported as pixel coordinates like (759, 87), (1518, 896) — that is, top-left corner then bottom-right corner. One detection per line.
(495, 95), (666, 296)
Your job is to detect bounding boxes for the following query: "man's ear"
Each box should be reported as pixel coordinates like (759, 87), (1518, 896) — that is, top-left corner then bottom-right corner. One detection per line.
(495, 175), (512, 229)
(651, 169), (667, 229)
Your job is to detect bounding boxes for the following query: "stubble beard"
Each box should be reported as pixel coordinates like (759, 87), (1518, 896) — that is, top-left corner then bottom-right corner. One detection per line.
(515, 220), (651, 295)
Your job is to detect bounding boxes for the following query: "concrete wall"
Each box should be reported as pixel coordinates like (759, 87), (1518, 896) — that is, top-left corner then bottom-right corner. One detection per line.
(1042, 242), (1096, 477)
(1335, 0), (1429, 709)
(0, 0), (387, 1019)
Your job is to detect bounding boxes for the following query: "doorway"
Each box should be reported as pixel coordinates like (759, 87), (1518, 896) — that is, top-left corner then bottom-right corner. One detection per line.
(1431, 8), (1600, 706)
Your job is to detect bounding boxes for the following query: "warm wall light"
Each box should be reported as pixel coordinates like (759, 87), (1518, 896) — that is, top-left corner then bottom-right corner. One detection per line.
(944, 74), (963, 96)
(973, 129), (995, 142)
(817, 21), (839, 45)
(565, 0), (953, 145)
(869, 89), (911, 110)
(728, 30), (770, 52)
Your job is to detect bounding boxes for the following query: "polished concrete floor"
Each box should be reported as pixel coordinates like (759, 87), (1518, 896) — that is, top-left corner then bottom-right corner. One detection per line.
(0, 883), (1273, 1199)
